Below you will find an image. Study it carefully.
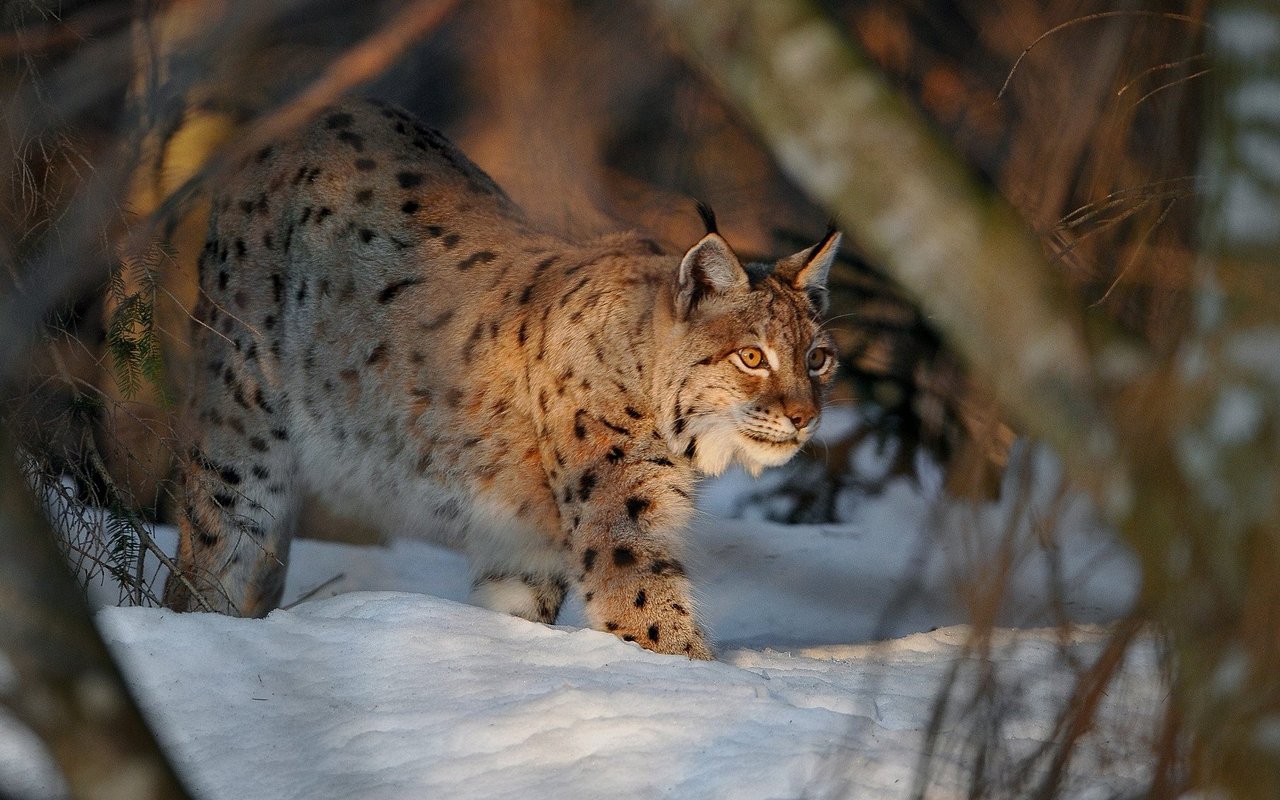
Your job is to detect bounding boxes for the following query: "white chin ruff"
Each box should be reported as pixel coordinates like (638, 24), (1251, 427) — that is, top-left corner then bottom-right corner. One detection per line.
(734, 435), (802, 477)
(691, 428), (801, 477)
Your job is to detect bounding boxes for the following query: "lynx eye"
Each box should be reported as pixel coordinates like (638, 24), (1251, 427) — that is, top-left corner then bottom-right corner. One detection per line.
(807, 347), (831, 373)
(738, 346), (766, 369)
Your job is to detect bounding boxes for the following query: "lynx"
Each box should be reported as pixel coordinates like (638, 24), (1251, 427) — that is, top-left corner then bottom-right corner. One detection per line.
(164, 98), (840, 659)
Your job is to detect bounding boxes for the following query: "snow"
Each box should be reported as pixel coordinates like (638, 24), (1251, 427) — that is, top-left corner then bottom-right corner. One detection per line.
(84, 596), (1158, 800)
(4, 409), (1158, 798)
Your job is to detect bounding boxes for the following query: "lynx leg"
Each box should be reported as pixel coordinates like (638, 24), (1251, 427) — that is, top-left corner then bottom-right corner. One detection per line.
(162, 308), (294, 614)
(572, 529), (712, 660)
(160, 424), (296, 616)
(556, 454), (713, 659)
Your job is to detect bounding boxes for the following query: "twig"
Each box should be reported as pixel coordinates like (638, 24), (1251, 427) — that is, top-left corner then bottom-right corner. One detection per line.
(1089, 198), (1179, 308)
(908, 641), (971, 800)
(1031, 617), (1144, 798)
(37, 347), (169, 605)
(281, 573), (346, 610)
(1055, 178), (1194, 228)
(996, 11), (1211, 101)
(1130, 68), (1212, 109)
(1116, 53), (1206, 97)
(81, 434), (214, 611)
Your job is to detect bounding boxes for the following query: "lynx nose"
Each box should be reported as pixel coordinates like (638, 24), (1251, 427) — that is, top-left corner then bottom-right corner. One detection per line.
(786, 403), (816, 431)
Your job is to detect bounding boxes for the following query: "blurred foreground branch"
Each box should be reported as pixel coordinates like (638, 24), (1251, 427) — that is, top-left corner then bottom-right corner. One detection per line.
(0, 0), (461, 384)
(0, 433), (192, 800)
(136, 0), (462, 257)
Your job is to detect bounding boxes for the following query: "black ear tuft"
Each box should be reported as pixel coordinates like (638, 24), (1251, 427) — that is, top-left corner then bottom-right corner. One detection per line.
(774, 225), (842, 308)
(695, 200), (718, 235)
(812, 222), (840, 256)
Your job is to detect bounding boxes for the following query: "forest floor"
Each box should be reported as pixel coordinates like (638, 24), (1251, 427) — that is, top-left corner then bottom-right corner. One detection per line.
(2, 407), (1158, 799)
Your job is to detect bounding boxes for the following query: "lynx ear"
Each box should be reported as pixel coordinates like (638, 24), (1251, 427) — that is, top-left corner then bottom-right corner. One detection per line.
(676, 232), (748, 320)
(775, 226), (841, 314)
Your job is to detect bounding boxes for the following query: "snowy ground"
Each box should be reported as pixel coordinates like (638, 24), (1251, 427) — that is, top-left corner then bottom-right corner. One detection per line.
(3, 411), (1161, 799)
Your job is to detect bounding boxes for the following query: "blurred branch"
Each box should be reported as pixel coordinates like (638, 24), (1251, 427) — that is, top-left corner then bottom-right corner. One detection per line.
(0, 0), (460, 386)
(0, 0), (304, 385)
(0, 431), (192, 800)
(655, 0), (1124, 502)
(135, 0), (463, 258)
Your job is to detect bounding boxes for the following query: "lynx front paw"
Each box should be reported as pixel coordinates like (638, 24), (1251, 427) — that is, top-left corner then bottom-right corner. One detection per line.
(584, 571), (713, 659)
(604, 614), (713, 660)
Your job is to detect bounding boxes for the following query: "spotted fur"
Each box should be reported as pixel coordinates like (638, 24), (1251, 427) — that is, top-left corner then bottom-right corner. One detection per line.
(163, 98), (840, 659)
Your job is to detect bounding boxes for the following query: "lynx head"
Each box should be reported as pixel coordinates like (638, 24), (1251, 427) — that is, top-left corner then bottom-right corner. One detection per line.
(659, 205), (840, 477)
